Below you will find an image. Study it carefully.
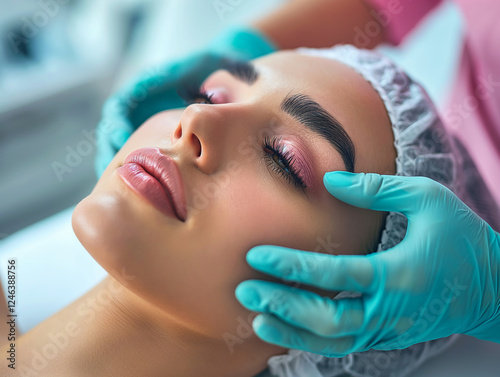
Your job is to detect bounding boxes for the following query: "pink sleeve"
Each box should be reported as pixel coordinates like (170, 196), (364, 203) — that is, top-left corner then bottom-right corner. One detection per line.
(363, 0), (443, 45)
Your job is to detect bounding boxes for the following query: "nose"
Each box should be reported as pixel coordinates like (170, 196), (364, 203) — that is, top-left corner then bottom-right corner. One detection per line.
(172, 104), (247, 174)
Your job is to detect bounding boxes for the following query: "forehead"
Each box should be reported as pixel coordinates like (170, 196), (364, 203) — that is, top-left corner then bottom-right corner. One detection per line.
(253, 50), (382, 124)
(253, 51), (395, 174)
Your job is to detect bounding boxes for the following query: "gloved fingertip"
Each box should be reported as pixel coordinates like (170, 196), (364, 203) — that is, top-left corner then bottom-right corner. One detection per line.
(253, 314), (282, 343)
(234, 281), (261, 309)
(323, 171), (359, 189)
(246, 246), (272, 267)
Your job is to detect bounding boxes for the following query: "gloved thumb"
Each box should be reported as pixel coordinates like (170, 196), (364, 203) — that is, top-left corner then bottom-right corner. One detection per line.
(323, 171), (428, 217)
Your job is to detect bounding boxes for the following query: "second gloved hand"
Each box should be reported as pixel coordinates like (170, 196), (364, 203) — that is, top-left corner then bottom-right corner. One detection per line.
(236, 172), (500, 356)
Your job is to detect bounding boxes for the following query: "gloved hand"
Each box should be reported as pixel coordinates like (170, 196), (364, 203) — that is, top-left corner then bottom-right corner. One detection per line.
(236, 171), (500, 357)
(95, 26), (276, 177)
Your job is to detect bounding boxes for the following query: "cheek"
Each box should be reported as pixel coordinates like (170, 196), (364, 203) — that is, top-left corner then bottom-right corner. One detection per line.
(71, 170), (185, 295)
(159, 175), (331, 337)
(224, 185), (320, 249)
(208, 176), (333, 289)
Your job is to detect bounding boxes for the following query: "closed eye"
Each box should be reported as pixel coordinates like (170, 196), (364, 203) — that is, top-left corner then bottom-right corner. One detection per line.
(178, 86), (214, 105)
(177, 85), (307, 191)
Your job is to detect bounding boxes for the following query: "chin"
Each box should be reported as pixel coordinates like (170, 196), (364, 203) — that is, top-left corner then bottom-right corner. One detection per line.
(71, 174), (149, 272)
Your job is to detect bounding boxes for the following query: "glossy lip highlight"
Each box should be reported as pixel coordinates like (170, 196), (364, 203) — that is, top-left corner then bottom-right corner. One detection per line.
(119, 147), (187, 221)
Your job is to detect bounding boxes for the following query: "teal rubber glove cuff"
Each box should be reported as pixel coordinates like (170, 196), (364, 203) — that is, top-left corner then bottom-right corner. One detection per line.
(94, 25), (276, 177)
(236, 172), (500, 356)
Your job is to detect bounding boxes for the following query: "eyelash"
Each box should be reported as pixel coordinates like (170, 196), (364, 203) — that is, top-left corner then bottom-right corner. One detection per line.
(178, 86), (215, 105)
(263, 136), (307, 190)
(178, 87), (307, 190)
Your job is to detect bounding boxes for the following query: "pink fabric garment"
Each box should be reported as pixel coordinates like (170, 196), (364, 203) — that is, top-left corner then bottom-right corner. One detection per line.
(365, 0), (500, 206)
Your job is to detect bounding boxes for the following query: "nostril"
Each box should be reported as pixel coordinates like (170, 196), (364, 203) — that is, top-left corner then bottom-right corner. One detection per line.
(191, 134), (202, 157)
(173, 123), (182, 140)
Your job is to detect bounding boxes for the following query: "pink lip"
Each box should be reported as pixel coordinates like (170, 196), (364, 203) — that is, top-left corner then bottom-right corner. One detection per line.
(116, 147), (187, 221)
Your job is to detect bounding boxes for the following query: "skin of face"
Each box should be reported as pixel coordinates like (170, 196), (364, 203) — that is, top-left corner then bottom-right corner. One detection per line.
(72, 51), (396, 347)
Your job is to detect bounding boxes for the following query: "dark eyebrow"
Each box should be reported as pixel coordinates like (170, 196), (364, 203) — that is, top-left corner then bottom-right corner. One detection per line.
(217, 62), (355, 171)
(280, 93), (355, 172)
(220, 59), (259, 85)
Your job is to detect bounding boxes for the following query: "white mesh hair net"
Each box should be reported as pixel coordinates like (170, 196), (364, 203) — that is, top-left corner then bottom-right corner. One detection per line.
(255, 45), (500, 377)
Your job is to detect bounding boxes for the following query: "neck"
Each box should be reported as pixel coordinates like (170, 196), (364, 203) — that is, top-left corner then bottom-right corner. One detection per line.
(15, 275), (282, 377)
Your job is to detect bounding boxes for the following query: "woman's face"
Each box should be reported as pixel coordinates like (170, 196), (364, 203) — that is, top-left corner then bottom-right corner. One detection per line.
(72, 51), (395, 342)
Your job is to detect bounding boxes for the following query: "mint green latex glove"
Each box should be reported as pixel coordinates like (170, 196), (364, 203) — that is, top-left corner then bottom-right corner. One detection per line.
(95, 26), (275, 177)
(236, 172), (500, 356)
